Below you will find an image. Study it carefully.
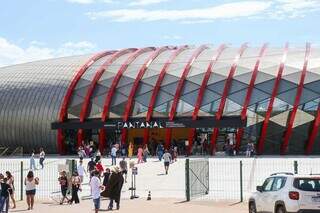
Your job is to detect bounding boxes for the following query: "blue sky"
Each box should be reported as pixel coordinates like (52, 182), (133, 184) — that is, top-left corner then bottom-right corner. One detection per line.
(0, 0), (320, 66)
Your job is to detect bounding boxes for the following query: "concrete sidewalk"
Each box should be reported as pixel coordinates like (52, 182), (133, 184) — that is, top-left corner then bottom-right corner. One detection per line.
(10, 198), (248, 213)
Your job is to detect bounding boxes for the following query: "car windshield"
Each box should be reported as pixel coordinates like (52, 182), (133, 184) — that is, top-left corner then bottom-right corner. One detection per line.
(293, 178), (320, 192)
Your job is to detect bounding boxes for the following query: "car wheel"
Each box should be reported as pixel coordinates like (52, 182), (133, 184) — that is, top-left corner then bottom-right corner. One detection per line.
(248, 202), (257, 213)
(275, 205), (286, 213)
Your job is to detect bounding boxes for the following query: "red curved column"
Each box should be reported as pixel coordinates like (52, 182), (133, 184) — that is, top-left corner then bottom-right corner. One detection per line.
(143, 45), (188, 145)
(57, 50), (114, 154)
(280, 43), (311, 155)
(120, 46), (171, 144)
(256, 43), (289, 155)
(234, 43), (268, 151)
(100, 47), (156, 145)
(187, 44), (227, 154)
(306, 94), (320, 153)
(77, 48), (137, 151)
(210, 43), (248, 155)
(165, 45), (209, 149)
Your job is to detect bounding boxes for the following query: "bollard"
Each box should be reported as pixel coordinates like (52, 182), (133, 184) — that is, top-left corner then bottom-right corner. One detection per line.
(240, 160), (243, 203)
(20, 161), (23, 201)
(185, 158), (190, 201)
(294, 160), (298, 174)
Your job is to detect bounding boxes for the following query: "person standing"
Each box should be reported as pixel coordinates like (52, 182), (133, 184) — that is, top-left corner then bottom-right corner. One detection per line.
(102, 168), (111, 188)
(163, 150), (172, 175)
(0, 175), (10, 213)
(127, 141), (133, 159)
(111, 145), (117, 165)
(119, 157), (128, 183)
(106, 166), (124, 210)
(95, 149), (101, 163)
(137, 146), (143, 164)
(39, 148), (45, 169)
(29, 150), (36, 170)
(77, 160), (87, 183)
(143, 145), (150, 163)
(69, 172), (81, 204)
(90, 171), (103, 213)
(58, 171), (69, 205)
(87, 157), (96, 177)
(25, 171), (39, 210)
(5, 171), (16, 209)
(156, 143), (164, 161)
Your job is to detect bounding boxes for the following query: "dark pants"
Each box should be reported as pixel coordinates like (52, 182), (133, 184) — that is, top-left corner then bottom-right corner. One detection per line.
(39, 158), (45, 169)
(111, 156), (116, 165)
(0, 196), (9, 213)
(70, 185), (80, 204)
(108, 199), (120, 209)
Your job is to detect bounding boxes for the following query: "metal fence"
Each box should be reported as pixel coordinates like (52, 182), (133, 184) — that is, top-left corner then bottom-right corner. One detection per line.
(2, 157), (320, 202)
(185, 158), (209, 201)
(195, 158), (320, 201)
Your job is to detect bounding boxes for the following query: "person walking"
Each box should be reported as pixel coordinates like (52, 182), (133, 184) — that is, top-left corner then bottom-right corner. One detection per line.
(128, 141), (133, 159)
(163, 150), (172, 175)
(29, 150), (36, 170)
(111, 145), (117, 165)
(0, 175), (10, 213)
(90, 171), (103, 213)
(119, 157), (128, 183)
(87, 157), (96, 178)
(39, 148), (45, 169)
(25, 171), (39, 210)
(58, 171), (69, 205)
(106, 166), (124, 210)
(156, 143), (164, 161)
(5, 171), (16, 209)
(137, 146), (143, 164)
(95, 149), (101, 163)
(69, 172), (81, 204)
(143, 145), (150, 163)
(77, 160), (87, 183)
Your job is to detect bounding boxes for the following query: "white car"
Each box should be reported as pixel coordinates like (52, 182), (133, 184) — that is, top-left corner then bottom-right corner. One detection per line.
(249, 172), (320, 213)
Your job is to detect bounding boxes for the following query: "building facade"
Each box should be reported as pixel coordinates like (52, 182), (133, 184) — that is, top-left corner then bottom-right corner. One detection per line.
(1, 43), (320, 155)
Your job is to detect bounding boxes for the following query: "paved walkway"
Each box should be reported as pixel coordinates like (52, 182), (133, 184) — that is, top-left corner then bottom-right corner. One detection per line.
(11, 199), (248, 213)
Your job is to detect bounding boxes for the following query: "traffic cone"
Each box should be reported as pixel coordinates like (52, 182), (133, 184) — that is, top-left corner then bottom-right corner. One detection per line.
(147, 191), (151, 200)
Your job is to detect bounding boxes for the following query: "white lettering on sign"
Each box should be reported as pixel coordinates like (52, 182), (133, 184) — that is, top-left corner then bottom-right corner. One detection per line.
(117, 121), (164, 129)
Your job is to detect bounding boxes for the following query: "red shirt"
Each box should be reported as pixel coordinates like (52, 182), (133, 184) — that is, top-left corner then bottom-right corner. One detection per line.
(96, 163), (104, 173)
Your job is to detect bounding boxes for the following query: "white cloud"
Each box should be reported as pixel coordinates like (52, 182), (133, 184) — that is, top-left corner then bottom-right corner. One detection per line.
(85, 0), (320, 22)
(129, 0), (169, 6)
(0, 37), (97, 67)
(268, 0), (320, 19)
(86, 1), (272, 22)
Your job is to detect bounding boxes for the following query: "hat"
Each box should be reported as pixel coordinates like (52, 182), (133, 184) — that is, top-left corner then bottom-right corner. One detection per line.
(111, 166), (120, 173)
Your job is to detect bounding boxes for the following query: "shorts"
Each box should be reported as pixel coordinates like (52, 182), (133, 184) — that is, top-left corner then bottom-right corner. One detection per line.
(61, 188), (68, 197)
(93, 198), (100, 210)
(26, 189), (36, 195)
(8, 188), (13, 195)
(164, 162), (170, 167)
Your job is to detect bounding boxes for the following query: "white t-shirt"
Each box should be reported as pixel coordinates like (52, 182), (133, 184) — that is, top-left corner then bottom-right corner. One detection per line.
(90, 176), (101, 199)
(40, 151), (45, 159)
(77, 164), (85, 176)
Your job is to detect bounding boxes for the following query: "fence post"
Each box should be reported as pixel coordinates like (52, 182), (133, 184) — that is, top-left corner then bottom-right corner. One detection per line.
(294, 160), (298, 174)
(20, 161), (23, 201)
(240, 160), (243, 202)
(185, 158), (190, 201)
